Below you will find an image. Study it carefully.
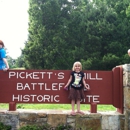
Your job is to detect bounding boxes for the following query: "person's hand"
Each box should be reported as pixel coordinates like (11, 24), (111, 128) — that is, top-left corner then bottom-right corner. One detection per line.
(3, 68), (9, 71)
(86, 87), (90, 91)
(64, 86), (68, 90)
(128, 49), (130, 56)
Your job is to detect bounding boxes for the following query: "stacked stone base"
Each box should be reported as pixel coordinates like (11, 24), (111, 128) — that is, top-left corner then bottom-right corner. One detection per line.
(0, 109), (125, 130)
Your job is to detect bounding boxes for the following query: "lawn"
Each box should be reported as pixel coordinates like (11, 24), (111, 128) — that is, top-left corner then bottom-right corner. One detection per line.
(0, 103), (116, 111)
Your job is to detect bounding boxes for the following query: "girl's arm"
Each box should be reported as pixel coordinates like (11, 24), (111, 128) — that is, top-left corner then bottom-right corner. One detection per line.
(64, 75), (72, 88)
(83, 77), (90, 90)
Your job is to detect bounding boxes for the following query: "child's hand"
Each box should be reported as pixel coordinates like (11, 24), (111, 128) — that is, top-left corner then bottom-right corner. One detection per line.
(86, 87), (90, 91)
(64, 86), (68, 90)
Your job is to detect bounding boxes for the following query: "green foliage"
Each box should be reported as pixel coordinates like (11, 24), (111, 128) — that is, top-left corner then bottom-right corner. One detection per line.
(0, 103), (116, 111)
(17, 104), (25, 109)
(126, 5), (130, 18)
(7, 56), (16, 69)
(102, 54), (120, 70)
(19, 123), (72, 130)
(22, 0), (130, 70)
(55, 123), (73, 130)
(7, 54), (25, 69)
(15, 55), (25, 68)
(19, 125), (41, 130)
(0, 122), (11, 130)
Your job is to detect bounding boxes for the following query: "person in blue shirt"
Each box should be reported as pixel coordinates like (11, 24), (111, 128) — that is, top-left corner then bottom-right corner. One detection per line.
(0, 40), (9, 71)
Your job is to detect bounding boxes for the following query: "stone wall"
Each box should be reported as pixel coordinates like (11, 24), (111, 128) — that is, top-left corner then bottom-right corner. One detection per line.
(122, 64), (130, 130)
(0, 109), (125, 130)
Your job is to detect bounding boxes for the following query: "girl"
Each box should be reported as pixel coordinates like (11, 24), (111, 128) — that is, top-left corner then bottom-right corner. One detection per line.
(64, 61), (90, 115)
(0, 40), (9, 71)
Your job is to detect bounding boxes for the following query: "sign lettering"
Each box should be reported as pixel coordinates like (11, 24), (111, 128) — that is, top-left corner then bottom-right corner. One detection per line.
(0, 68), (123, 114)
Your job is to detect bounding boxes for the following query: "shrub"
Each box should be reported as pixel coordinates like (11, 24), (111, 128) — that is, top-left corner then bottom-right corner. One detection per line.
(55, 123), (73, 130)
(19, 123), (73, 130)
(19, 124), (52, 130)
(0, 122), (12, 130)
(18, 125), (41, 130)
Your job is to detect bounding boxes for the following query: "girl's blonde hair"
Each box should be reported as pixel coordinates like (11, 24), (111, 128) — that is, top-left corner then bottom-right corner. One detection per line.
(72, 61), (82, 71)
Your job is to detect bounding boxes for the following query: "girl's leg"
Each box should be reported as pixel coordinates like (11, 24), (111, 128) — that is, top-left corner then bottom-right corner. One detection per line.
(70, 100), (76, 115)
(71, 100), (75, 112)
(77, 100), (80, 112)
(76, 100), (85, 115)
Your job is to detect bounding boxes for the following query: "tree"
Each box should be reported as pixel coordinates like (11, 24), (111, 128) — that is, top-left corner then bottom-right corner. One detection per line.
(22, 0), (130, 70)
(15, 55), (25, 68)
(7, 56), (16, 69)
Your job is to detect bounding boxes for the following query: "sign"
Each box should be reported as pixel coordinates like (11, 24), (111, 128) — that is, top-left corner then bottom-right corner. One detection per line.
(0, 67), (123, 113)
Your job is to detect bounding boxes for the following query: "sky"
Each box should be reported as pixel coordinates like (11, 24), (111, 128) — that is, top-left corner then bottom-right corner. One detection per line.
(0, 0), (29, 59)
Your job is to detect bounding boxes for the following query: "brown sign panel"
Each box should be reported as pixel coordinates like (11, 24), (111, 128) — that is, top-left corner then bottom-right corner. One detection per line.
(0, 67), (123, 113)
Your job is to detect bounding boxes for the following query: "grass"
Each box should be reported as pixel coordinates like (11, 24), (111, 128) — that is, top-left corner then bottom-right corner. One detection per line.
(11, 68), (25, 70)
(0, 103), (116, 111)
